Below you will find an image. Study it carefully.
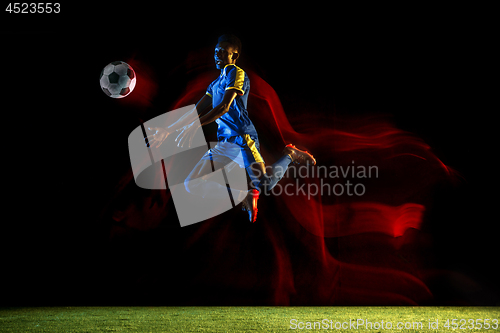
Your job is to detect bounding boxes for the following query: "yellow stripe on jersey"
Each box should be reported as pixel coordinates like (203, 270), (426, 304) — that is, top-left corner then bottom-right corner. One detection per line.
(243, 134), (265, 164)
(206, 92), (213, 98)
(225, 64), (245, 96)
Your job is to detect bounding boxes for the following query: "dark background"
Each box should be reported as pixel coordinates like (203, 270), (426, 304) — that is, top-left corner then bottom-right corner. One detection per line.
(2, 5), (496, 306)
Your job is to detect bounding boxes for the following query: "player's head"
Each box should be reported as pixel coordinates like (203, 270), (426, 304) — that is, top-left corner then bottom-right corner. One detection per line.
(214, 34), (242, 70)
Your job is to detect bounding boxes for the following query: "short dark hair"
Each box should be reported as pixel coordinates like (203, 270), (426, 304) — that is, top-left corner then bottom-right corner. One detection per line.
(217, 34), (242, 53)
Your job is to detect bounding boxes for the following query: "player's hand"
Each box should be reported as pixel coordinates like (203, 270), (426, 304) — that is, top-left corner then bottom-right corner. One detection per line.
(175, 122), (200, 148)
(145, 127), (171, 148)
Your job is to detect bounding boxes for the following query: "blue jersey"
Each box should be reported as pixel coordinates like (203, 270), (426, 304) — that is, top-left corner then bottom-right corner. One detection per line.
(206, 64), (258, 140)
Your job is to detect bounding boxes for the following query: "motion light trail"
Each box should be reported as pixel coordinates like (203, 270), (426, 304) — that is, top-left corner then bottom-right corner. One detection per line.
(101, 63), (458, 305)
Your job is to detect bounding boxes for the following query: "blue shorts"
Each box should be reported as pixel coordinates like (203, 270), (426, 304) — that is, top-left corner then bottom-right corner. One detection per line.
(201, 134), (265, 169)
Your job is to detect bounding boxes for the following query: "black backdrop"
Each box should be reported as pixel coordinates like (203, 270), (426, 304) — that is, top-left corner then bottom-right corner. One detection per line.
(2, 5), (497, 306)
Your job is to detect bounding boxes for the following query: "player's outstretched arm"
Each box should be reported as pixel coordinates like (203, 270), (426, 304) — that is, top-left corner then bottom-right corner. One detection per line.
(175, 90), (237, 148)
(144, 127), (170, 148)
(167, 95), (212, 131)
(144, 95), (212, 148)
(198, 90), (237, 126)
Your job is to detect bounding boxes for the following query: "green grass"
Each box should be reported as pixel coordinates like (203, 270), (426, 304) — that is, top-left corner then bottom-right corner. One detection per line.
(0, 306), (498, 332)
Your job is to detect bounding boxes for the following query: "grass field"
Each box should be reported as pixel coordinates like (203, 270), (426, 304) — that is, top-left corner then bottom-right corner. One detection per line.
(0, 306), (498, 332)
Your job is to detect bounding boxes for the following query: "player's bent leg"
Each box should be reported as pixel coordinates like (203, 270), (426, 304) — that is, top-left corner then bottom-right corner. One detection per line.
(239, 144), (317, 223)
(258, 154), (293, 194)
(241, 158), (291, 223)
(184, 158), (214, 196)
(253, 144), (316, 195)
(240, 162), (266, 223)
(185, 154), (251, 203)
(184, 158), (232, 198)
(246, 161), (266, 190)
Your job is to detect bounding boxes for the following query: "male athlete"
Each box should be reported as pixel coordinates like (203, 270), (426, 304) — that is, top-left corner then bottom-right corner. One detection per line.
(146, 34), (315, 223)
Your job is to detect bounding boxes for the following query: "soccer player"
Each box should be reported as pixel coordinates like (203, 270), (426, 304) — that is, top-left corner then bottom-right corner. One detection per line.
(146, 34), (316, 223)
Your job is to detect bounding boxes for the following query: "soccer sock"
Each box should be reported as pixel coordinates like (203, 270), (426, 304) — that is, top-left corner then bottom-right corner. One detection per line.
(257, 154), (293, 194)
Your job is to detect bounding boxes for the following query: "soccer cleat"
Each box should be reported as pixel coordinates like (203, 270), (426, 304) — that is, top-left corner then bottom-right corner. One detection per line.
(283, 144), (317, 165)
(241, 189), (260, 223)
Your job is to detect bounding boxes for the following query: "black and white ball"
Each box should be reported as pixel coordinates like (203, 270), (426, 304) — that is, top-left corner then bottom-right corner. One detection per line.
(100, 61), (136, 98)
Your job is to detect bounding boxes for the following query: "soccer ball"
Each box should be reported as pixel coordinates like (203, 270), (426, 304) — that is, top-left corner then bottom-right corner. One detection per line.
(100, 61), (136, 98)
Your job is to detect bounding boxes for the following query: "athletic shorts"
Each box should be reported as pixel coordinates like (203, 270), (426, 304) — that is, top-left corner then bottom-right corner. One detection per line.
(201, 134), (265, 169)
